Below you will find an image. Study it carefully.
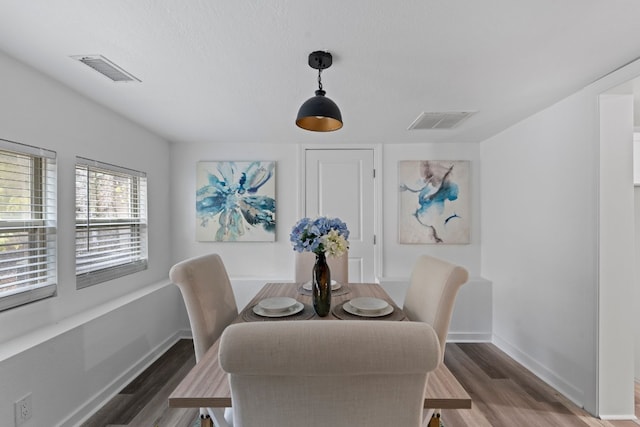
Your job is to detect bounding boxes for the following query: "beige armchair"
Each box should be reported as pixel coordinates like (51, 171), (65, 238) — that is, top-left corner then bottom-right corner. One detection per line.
(402, 254), (469, 363)
(169, 253), (237, 427)
(294, 251), (349, 284)
(219, 320), (440, 427)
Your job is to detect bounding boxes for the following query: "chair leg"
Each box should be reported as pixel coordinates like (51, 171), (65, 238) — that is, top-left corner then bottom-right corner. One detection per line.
(200, 414), (213, 427)
(206, 407), (232, 427)
(428, 411), (443, 427)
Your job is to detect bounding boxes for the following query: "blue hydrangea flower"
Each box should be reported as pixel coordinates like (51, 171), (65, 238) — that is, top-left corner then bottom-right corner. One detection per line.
(290, 216), (349, 256)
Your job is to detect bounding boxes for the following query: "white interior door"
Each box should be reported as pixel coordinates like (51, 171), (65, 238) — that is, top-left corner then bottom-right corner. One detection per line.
(305, 149), (375, 282)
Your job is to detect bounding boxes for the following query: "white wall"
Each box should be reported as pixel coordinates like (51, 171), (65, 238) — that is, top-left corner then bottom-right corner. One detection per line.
(634, 135), (640, 381)
(0, 50), (187, 427)
(482, 90), (600, 412)
(481, 61), (640, 417)
(635, 186), (640, 381)
(598, 93), (635, 418)
(633, 134), (640, 184)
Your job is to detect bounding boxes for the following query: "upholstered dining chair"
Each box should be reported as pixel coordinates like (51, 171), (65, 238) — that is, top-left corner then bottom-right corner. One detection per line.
(169, 253), (237, 427)
(219, 320), (441, 427)
(294, 250), (349, 284)
(402, 254), (469, 364)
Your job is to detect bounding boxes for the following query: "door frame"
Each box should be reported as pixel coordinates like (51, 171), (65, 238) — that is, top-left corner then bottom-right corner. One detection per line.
(297, 143), (383, 281)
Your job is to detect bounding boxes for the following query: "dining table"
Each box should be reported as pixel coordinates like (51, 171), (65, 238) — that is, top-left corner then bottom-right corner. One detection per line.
(169, 281), (472, 427)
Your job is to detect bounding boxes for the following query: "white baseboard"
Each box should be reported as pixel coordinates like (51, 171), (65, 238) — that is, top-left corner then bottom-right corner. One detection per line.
(447, 332), (492, 342)
(492, 333), (585, 409)
(599, 414), (638, 421)
(58, 329), (192, 427)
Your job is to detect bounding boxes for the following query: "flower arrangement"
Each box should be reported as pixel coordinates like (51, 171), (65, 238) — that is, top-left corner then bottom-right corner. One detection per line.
(290, 216), (350, 257)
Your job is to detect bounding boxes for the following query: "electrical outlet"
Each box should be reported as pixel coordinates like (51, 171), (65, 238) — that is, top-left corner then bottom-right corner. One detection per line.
(14, 393), (32, 426)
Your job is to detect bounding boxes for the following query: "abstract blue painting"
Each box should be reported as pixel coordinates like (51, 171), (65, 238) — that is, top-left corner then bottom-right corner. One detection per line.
(398, 160), (469, 244)
(196, 161), (276, 242)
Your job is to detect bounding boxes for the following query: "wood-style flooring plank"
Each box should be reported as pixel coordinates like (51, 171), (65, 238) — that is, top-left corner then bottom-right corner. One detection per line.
(126, 349), (198, 427)
(115, 339), (195, 423)
(82, 339), (197, 427)
(443, 343), (640, 427)
(82, 394), (134, 427)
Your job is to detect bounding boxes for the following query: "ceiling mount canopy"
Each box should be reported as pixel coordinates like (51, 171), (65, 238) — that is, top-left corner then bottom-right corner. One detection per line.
(295, 51), (343, 132)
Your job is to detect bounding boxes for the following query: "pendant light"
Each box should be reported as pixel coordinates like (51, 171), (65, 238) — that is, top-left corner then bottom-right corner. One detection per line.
(296, 51), (343, 132)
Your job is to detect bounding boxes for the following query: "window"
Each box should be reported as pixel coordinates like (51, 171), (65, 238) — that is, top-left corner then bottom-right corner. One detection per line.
(75, 157), (147, 288)
(0, 139), (57, 311)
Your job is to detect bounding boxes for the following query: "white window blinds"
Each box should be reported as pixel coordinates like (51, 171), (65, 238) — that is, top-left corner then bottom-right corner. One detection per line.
(75, 157), (147, 288)
(0, 139), (57, 312)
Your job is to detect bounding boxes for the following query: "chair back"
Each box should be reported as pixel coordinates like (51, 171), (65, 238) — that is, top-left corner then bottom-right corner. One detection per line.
(219, 320), (440, 427)
(294, 251), (349, 284)
(169, 253), (238, 362)
(402, 255), (469, 363)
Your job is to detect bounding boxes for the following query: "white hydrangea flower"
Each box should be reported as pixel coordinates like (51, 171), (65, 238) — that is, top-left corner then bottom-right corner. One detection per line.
(323, 229), (348, 257)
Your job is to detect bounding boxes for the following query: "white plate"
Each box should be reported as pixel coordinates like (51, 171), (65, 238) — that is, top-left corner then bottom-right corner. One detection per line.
(302, 280), (341, 291)
(343, 301), (394, 318)
(257, 297), (298, 314)
(348, 297), (389, 313)
(253, 301), (305, 318)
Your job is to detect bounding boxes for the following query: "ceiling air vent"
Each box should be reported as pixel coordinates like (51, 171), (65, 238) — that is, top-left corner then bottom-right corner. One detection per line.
(408, 111), (475, 130)
(71, 55), (141, 82)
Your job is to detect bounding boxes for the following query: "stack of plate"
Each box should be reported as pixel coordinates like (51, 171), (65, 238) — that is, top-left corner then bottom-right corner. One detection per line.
(253, 297), (304, 317)
(343, 297), (393, 317)
(302, 280), (341, 291)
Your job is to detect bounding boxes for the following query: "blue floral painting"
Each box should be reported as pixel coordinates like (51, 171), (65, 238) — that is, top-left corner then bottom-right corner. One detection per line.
(398, 160), (469, 244)
(196, 161), (276, 242)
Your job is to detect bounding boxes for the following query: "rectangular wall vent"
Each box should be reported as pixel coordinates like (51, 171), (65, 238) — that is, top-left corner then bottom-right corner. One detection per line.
(71, 55), (141, 82)
(408, 111), (476, 130)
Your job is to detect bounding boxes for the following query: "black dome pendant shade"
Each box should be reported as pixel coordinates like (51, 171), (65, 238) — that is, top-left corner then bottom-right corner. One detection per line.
(296, 89), (343, 132)
(296, 51), (343, 132)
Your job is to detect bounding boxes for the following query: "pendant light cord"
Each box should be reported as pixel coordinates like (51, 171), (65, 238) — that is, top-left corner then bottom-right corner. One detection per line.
(317, 69), (323, 91)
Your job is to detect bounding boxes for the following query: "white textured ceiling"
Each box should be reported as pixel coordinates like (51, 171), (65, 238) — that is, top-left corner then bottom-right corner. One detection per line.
(1, 0), (640, 144)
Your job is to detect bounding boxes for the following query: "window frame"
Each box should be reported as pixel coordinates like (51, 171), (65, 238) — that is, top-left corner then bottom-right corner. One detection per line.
(75, 157), (148, 289)
(0, 138), (57, 312)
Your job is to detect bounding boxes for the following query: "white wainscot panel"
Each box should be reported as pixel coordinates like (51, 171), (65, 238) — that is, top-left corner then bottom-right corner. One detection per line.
(378, 276), (492, 342)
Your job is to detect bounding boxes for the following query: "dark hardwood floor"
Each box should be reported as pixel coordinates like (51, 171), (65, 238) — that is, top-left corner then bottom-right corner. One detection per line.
(81, 339), (198, 427)
(81, 339), (640, 427)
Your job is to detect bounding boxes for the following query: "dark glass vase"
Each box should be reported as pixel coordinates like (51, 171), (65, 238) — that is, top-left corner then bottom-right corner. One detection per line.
(312, 252), (331, 317)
